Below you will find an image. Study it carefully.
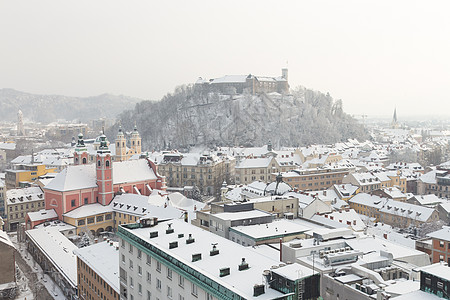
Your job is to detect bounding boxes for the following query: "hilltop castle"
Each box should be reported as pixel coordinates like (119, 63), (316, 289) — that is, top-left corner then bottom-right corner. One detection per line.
(195, 68), (289, 95)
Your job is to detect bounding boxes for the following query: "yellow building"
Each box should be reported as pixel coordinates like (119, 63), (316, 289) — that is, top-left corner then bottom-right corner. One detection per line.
(5, 163), (56, 189)
(62, 203), (114, 236)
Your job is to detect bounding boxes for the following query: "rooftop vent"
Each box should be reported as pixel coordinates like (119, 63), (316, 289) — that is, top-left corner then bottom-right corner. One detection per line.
(253, 284), (265, 297)
(150, 231), (159, 238)
(220, 267), (230, 277)
(186, 234), (195, 244)
(178, 233), (184, 238)
(166, 223), (174, 234)
(169, 241), (178, 249)
(210, 243), (219, 256)
(192, 253), (202, 262)
(239, 258), (249, 271)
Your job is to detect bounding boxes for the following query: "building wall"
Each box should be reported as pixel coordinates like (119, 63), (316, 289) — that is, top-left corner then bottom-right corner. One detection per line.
(6, 199), (45, 232)
(282, 169), (350, 191)
(158, 159), (234, 196)
(253, 197), (298, 218)
(118, 236), (219, 300)
(431, 238), (450, 264)
(77, 257), (119, 300)
(0, 239), (15, 285)
(64, 212), (113, 235)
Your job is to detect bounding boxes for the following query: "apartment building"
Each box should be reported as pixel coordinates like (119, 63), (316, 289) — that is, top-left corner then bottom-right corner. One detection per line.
(157, 152), (235, 196)
(74, 241), (120, 300)
(117, 218), (319, 300)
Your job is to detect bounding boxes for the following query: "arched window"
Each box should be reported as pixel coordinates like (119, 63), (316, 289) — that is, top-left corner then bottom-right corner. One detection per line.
(75, 157), (79, 164)
(133, 141), (135, 145)
(138, 141), (140, 145)
(82, 157), (87, 164)
(106, 160), (110, 167)
(97, 160), (101, 167)
(50, 199), (58, 207)
(117, 142), (120, 147)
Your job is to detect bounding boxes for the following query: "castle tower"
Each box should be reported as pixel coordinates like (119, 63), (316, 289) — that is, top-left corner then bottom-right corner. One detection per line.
(17, 110), (25, 136)
(130, 125), (142, 155)
(115, 126), (127, 162)
(73, 133), (89, 165)
(96, 134), (113, 205)
(282, 68), (288, 81)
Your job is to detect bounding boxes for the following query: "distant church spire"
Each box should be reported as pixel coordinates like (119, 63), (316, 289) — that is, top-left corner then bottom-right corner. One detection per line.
(392, 108), (399, 129)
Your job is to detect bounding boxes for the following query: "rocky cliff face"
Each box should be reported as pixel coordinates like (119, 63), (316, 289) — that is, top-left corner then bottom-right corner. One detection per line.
(115, 85), (368, 150)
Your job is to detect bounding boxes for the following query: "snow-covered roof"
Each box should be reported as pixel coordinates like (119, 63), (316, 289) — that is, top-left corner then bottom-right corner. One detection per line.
(0, 230), (14, 248)
(236, 157), (272, 169)
(74, 241), (120, 292)
(26, 226), (77, 287)
(44, 159), (158, 192)
(6, 186), (44, 205)
(44, 164), (97, 192)
(63, 203), (112, 219)
(212, 210), (272, 222)
(427, 226), (450, 242)
(230, 219), (310, 240)
(0, 142), (16, 151)
(379, 200), (436, 223)
(113, 159), (157, 184)
(211, 75), (248, 84)
(418, 263), (450, 280)
(27, 209), (58, 222)
(419, 169), (438, 184)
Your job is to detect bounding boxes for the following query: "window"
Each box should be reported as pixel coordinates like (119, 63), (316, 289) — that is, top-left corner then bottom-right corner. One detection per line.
(129, 244), (133, 253)
(440, 241), (445, 247)
(71, 199), (76, 207)
(207, 293), (214, 300)
(129, 259), (133, 269)
(147, 272), (151, 283)
(147, 291), (151, 300)
(121, 239), (125, 248)
(78, 219), (85, 226)
(105, 213), (112, 220)
(84, 197), (88, 204)
(191, 283), (198, 297)
(156, 279), (161, 291)
(130, 276), (134, 288)
(179, 295), (184, 300)
(121, 254), (125, 264)
(167, 268), (172, 280)
(138, 283), (142, 295)
(138, 265), (142, 276)
(146, 254), (151, 265)
(178, 275), (184, 288)
(156, 261), (161, 272)
(167, 286), (172, 299)
(87, 217), (94, 224)
(96, 215), (103, 222)
(137, 249), (142, 259)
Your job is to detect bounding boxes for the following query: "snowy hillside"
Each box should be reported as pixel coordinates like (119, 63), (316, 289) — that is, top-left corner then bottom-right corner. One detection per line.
(116, 85), (368, 150)
(0, 88), (141, 123)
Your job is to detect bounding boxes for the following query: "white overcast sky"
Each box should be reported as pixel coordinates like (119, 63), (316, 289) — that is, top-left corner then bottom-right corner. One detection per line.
(1, 0), (449, 117)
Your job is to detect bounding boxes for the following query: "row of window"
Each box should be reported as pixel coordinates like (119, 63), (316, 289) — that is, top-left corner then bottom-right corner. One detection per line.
(78, 258), (118, 299)
(77, 213), (112, 226)
(9, 201), (43, 211)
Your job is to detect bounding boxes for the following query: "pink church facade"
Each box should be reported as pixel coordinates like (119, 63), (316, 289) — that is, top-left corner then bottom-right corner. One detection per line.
(38, 135), (166, 222)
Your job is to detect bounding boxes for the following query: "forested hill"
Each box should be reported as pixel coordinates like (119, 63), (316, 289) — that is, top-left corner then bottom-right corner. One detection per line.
(116, 85), (368, 150)
(0, 88), (140, 123)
